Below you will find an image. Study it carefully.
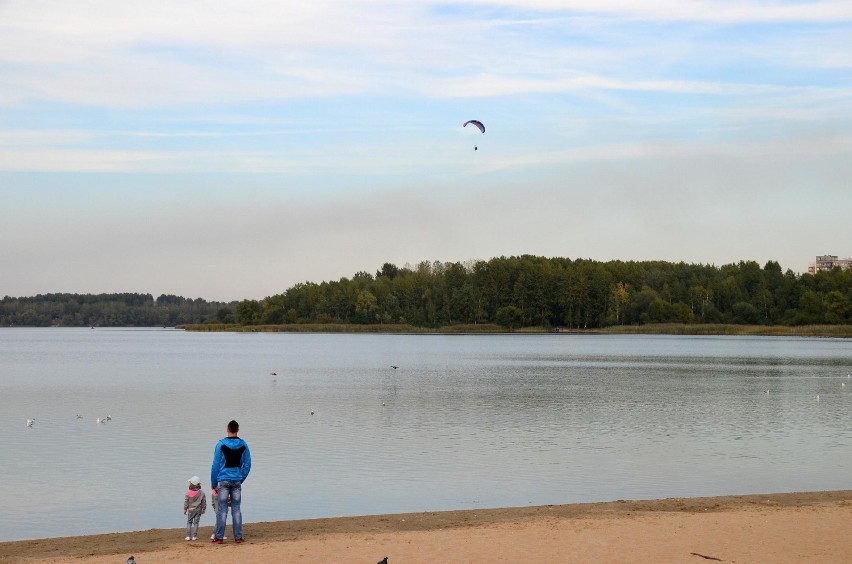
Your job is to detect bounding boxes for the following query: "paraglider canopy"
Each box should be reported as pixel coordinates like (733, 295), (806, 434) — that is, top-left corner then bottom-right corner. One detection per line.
(463, 120), (485, 133)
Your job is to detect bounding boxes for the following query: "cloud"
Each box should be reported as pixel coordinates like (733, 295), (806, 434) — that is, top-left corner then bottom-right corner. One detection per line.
(450, 1), (852, 23)
(2, 0), (850, 110)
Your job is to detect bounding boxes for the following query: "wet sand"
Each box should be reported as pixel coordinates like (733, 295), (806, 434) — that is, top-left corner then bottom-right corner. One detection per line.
(2, 490), (851, 563)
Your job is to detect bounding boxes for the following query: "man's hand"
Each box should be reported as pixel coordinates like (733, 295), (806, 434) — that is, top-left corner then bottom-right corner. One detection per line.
(212, 488), (218, 496)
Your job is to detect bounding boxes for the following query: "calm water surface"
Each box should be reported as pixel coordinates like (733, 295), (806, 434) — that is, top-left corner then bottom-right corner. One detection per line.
(2, 328), (851, 541)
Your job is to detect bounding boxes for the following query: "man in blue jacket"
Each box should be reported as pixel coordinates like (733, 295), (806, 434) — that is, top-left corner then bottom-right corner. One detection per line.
(211, 420), (251, 543)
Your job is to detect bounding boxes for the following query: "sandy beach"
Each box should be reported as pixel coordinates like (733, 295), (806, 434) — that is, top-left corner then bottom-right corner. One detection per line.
(2, 490), (850, 563)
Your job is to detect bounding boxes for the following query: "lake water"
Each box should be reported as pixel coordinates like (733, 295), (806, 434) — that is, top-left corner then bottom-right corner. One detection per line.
(2, 328), (851, 542)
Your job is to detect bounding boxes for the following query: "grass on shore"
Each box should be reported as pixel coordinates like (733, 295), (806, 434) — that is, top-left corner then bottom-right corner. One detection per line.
(600, 323), (852, 337)
(178, 322), (852, 337)
(178, 323), (507, 333)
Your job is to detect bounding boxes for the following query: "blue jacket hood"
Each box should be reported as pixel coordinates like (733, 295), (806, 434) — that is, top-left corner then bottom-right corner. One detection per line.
(211, 436), (251, 487)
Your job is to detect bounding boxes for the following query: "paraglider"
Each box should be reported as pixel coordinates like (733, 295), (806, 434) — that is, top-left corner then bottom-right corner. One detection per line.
(463, 120), (485, 133)
(463, 120), (484, 150)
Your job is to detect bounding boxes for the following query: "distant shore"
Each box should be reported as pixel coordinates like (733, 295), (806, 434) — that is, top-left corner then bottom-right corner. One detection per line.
(2, 491), (850, 563)
(178, 322), (852, 338)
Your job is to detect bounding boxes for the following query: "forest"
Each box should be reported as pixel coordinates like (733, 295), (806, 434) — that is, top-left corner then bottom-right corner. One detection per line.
(3, 256), (851, 329)
(233, 256), (851, 329)
(0, 293), (233, 327)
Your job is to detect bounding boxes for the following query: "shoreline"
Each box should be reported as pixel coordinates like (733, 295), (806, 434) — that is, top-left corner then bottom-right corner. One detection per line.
(3, 490), (851, 563)
(178, 322), (852, 338)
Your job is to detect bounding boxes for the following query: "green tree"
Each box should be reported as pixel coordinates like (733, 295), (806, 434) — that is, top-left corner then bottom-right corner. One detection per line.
(236, 300), (262, 325)
(612, 282), (630, 325)
(732, 301), (759, 324)
(495, 305), (523, 329)
(354, 289), (378, 322)
(824, 291), (850, 324)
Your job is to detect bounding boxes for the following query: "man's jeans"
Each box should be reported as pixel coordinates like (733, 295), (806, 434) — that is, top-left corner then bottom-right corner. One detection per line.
(215, 481), (243, 540)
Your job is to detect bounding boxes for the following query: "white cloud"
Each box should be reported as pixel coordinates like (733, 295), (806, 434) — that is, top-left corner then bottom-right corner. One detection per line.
(450, 1), (852, 23)
(0, 149), (180, 172)
(2, 0), (850, 108)
(0, 1), (413, 60)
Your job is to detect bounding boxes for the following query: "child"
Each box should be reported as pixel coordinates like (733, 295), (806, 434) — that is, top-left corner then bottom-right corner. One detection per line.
(183, 476), (206, 541)
(210, 488), (230, 540)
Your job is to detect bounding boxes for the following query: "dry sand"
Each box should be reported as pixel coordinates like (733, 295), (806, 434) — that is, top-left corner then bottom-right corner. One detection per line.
(2, 491), (850, 564)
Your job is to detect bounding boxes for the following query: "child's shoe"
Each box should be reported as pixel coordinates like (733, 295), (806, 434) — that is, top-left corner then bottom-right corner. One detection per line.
(185, 536), (191, 541)
(191, 536), (197, 541)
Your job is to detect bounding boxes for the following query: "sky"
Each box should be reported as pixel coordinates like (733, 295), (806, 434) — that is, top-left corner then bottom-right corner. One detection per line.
(1, 1), (851, 302)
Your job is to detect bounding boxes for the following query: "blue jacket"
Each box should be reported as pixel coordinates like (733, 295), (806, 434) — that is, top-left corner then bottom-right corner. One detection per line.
(211, 436), (251, 487)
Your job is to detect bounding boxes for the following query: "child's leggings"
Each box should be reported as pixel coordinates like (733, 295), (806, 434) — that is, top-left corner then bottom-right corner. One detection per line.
(186, 508), (202, 538)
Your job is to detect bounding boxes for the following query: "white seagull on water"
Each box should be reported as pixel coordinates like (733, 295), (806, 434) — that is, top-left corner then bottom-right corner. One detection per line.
(26, 418), (34, 427)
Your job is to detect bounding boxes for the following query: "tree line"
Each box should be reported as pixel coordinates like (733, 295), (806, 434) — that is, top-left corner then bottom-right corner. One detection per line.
(4, 256), (851, 329)
(234, 256), (852, 329)
(0, 293), (235, 327)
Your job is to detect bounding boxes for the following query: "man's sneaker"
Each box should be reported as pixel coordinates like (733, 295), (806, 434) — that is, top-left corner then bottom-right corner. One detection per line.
(185, 537), (191, 541)
(211, 538), (224, 544)
(234, 538), (244, 544)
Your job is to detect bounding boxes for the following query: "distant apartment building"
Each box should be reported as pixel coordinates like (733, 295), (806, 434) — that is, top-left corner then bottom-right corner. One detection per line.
(808, 254), (852, 274)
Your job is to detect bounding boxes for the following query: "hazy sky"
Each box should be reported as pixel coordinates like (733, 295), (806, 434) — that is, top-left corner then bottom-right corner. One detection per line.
(2, 1), (851, 301)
